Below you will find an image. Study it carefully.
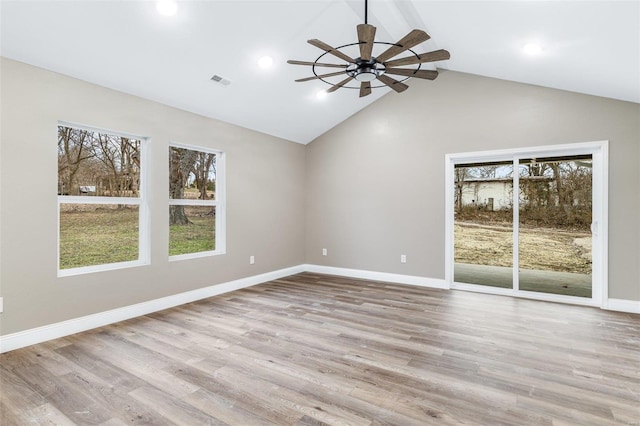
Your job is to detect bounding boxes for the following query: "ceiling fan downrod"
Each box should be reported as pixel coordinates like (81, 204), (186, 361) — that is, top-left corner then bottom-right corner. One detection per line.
(364, 0), (368, 25)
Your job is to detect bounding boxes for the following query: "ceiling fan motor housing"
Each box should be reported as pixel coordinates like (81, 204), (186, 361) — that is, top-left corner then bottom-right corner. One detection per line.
(287, 0), (450, 97)
(347, 58), (386, 82)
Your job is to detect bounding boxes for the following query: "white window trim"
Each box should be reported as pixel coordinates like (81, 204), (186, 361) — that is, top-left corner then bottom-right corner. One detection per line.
(57, 123), (150, 277)
(168, 143), (226, 261)
(444, 140), (608, 308)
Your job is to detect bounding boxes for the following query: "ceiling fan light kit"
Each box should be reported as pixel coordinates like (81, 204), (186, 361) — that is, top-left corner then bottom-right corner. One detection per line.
(288, 0), (450, 97)
(346, 59), (384, 82)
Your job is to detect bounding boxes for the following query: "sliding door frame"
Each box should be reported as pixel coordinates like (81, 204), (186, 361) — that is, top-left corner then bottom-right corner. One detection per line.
(445, 141), (608, 308)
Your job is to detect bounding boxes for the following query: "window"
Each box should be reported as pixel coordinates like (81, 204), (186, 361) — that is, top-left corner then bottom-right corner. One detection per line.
(169, 144), (225, 259)
(57, 123), (148, 276)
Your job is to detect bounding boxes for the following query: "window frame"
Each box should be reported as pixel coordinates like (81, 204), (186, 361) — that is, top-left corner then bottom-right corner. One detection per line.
(444, 140), (608, 308)
(57, 122), (150, 277)
(168, 142), (226, 261)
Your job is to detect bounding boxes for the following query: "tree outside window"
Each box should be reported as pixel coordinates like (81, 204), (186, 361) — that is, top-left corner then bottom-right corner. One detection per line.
(57, 124), (148, 274)
(169, 144), (224, 258)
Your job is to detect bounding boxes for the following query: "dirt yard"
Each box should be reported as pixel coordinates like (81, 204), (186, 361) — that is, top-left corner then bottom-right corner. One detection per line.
(455, 222), (592, 274)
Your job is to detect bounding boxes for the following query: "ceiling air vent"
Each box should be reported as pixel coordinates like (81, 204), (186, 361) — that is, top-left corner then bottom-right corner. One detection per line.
(210, 74), (232, 87)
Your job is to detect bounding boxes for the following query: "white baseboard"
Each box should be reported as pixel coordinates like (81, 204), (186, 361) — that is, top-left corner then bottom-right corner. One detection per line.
(605, 298), (640, 314)
(3, 263), (637, 353)
(303, 264), (449, 290)
(0, 265), (305, 354)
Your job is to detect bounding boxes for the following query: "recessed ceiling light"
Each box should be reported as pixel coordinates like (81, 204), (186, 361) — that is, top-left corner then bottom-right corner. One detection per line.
(258, 56), (273, 69)
(316, 90), (328, 100)
(523, 43), (542, 55)
(156, 1), (178, 17)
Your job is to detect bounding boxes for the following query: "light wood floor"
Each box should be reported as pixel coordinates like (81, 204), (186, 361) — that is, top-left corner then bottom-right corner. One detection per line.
(1, 273), (639, 425)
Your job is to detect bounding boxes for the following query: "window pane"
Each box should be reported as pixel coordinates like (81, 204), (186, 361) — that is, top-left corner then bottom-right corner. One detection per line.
(59, 204), (139, 269)
(169, 206), (216, 256)
(454, 162), (514, 287)
(169, 147), (216, 200)
(58, 126), (141, 197)
(518, 157), (592, 297)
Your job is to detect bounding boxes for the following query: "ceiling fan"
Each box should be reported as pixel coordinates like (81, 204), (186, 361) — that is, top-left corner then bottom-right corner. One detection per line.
(288, 0), (450, 97)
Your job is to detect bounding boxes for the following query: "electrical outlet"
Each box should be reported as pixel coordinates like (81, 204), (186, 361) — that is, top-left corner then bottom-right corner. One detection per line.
(322, 248), (327, 256)
(249, 255), (255, 265)
(400, 254), (407, 263)
(0, 297), (4, 313)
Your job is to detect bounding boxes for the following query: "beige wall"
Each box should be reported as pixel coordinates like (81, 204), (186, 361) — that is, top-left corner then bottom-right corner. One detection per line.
(0, 58), (306, 335)
(1, 60), (639, 338)
(306, 71), (640, 301)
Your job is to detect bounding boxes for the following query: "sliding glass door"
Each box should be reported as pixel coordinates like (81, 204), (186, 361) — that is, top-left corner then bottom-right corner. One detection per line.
(453, 161), (514, 288)
(517, 156), (593, 297)
(447, 142), (606, 306)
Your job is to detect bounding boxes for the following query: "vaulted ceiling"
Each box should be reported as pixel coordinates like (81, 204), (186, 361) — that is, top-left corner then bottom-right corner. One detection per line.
(2, 1), (638, 144)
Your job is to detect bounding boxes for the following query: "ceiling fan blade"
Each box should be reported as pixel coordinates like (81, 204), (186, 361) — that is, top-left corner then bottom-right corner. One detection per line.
(287, 60), (348, 69)
(383, 49), (450, 68)
(384, 68), (439, 80)
(295, 70), (347, 82)
(327, 76), (355, 93)
(308, 39), (356, 63)
(359, 81), (372, 97)
(357, 24), (376, 61)
(377, 74), (409, 93)
(374, 29), (431, 63)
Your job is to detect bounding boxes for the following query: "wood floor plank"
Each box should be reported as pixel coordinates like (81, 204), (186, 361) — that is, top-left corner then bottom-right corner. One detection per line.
(53, 343), (148, 394)
(2, 272), (639, 425)
(182, 388), (276, 426)
(0, 363), (47, 412)
(128, 386), (224, 425)
(64, 332), (202, 399)
(59, 368), (174, 425)
(0, 398), (24, 426)
(19, 402), (76, 425)
(168, 362), (302, 424)
(9, 363), (114, 424)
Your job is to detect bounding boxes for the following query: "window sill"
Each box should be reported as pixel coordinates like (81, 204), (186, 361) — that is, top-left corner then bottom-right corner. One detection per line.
(58, 260), (149, 278)
(169, 250), (225, 262)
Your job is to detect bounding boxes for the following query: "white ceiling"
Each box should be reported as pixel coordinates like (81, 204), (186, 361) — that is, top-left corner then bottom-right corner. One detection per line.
(1, 1), (639, 144)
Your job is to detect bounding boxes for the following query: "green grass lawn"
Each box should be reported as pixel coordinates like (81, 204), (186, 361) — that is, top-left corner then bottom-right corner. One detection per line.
(169, 213), (215, 256)
(60, 205), (215, 269)
(59, 205), (139, 269)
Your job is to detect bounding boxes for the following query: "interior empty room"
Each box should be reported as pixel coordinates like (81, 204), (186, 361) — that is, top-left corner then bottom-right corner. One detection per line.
(1, 1), (639, 425)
